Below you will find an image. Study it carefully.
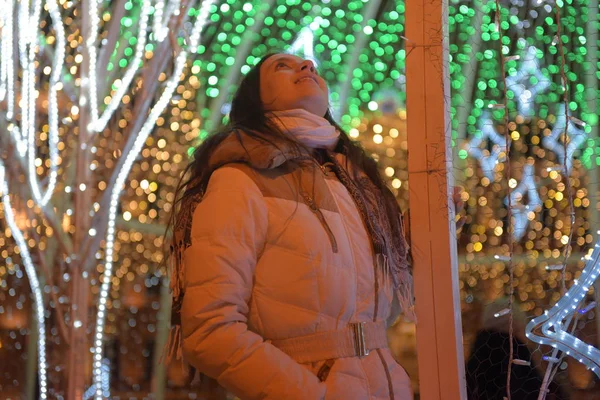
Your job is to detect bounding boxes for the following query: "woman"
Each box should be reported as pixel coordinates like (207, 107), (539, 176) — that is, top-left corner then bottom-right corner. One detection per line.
(165, 52), (414, 399)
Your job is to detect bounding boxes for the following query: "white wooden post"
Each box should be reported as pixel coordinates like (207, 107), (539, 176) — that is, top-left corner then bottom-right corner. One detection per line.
(405, 1), (467, 398)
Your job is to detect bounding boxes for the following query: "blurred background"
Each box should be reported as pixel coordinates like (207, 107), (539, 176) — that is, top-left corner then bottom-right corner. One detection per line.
(1, 0), (599, 398)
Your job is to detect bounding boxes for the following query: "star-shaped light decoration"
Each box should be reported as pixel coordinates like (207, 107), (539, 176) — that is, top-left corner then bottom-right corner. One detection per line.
(286, 26), (319, 67)
(541, 105), (588, 175)
(505, 45), (551, 118)
(526, 240), (600, 377)
(503, 164), (542, 241)
(467, 111), (510, 181)
(286, 24), (341, 114)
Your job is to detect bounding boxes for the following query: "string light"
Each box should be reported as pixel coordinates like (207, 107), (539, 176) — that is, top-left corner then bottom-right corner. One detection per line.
(0, 0), (15, 119)
(16, 0), (43, 158)
(91, 0), (152, 133)
(28, 0), (66, 206)
(543, 356), (560, 363)
(494, 308), (511, 318)
(525, 242), (600, 377)
(205, 0), (277, 131)
(0, 163), (48, 399)
(85, 0), (101, 132)
(579, 301), (597, 315)
(92, 1), (216, 397)
(0, 0), (597, 394)
(152, 0), (180, 42)
(0, 0), (6, 102)
(84, 358), (110, 399)
(336, 0), (381, 120)
(488, 2), (518, 395)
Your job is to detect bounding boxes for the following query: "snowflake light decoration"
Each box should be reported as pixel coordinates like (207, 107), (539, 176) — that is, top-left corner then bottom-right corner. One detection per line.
(505, 45), (551, 117)
(503, 164), (542, 241)
(286, 26), (319, 67)
(467, 111), (510, 181)
(542, 106), (588, 175)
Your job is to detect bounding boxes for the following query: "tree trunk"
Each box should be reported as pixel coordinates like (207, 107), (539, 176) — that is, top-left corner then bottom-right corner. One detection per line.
(66, 0), (95, 395)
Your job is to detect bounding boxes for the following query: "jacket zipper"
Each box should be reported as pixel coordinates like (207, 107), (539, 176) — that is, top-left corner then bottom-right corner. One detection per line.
(301, 192), (339, 253)
(319, 154), (395, 398)
(319, 164), (330, 176)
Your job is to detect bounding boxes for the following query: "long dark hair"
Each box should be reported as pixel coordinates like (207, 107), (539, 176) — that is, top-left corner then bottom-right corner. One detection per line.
(166, 52), (404, 253)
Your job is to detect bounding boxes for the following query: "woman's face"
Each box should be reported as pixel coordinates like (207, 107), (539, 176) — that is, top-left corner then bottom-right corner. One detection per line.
(259, 54), (329, 117)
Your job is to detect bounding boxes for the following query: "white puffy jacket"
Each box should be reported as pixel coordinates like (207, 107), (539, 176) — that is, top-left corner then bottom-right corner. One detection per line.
(180, 132), (413, 399)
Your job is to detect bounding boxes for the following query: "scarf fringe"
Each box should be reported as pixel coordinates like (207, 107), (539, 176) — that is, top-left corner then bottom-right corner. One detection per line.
(169, 242), (185, 305)
(396, 273), (417, 323)
(160, 324), (188, 371)
(376, 252), (416, 323)
(159, 323), (210, 388)
(376, 252), (392, 284)
(161, 240), (188, 375)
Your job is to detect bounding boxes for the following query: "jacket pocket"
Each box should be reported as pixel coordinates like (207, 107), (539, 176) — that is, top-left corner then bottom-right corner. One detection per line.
(317, 359), (336, 382)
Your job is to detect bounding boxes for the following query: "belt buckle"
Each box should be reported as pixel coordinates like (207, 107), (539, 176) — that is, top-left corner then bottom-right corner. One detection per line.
(351, 322), (369, 357)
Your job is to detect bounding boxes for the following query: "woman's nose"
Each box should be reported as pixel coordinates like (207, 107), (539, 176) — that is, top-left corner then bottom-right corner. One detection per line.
(299, 60), (316, 73)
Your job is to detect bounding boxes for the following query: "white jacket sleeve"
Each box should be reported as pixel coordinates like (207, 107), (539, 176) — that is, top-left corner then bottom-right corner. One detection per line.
(181, 166), (326, 400)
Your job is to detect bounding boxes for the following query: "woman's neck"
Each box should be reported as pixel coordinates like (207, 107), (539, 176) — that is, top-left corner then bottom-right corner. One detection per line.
(312, 148), (328, 165)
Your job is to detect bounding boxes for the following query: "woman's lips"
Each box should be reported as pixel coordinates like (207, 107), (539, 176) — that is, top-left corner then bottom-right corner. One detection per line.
(296, 76), (317, 84)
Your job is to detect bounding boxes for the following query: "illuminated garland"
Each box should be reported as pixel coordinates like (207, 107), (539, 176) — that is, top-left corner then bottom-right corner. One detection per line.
(491, 1), (520, 394)
(152, 0), (180, 42)
(17, 0), (42, 158)
(1, 0), (599, 395)
(91, 1), (216, 397)
(0, 0), (15, 119)
(0, 163), (48, 399)
(525, 2), (590, 393)
(27, 0), (66, 207)
(205, 0), (277, 131)
(0, 0), (66, 393)
(89, 0), (152, 133)
(84, 358), (109, 400)
(525, 244), (600, 377)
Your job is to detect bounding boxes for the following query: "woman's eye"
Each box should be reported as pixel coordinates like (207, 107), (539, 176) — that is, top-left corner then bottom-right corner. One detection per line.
(276, 62), (289, 69)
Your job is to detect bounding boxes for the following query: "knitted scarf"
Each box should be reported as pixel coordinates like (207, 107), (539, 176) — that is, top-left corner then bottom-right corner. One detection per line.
(267, 108), (340, 150)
